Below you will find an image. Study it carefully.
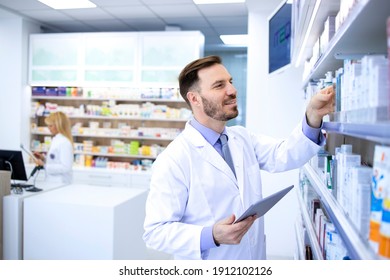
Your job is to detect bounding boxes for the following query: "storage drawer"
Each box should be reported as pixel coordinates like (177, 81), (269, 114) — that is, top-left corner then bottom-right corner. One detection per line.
(130, 173), (151, 189)
(73, 170), (130, 187)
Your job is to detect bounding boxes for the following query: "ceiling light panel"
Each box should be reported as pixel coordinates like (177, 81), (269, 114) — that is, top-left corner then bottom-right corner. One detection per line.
(37, 0), (97, 9)
(194, 0), (245, 4)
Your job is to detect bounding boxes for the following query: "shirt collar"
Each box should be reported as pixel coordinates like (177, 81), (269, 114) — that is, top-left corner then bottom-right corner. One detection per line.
(189, 116), (225, 146)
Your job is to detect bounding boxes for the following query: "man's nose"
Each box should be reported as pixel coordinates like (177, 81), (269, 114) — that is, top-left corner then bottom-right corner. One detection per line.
(227, 83), (237, 96)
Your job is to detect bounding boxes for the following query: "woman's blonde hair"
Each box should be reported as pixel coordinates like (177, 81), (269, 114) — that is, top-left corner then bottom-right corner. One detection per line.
(45, 111), (73, 145)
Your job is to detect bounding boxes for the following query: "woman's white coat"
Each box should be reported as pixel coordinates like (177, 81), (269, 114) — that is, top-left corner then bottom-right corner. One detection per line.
(44, 133), (73, 184)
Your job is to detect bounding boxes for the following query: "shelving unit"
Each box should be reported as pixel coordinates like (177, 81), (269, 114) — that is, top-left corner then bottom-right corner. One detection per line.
(29, 91), (180, 188)
(294, 0), (390, 260)
(31, 94), (189, 163)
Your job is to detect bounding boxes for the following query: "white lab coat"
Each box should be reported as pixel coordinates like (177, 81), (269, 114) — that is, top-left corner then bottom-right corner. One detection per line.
(143, 122), (323, 260)
(44, 133), (73, 184)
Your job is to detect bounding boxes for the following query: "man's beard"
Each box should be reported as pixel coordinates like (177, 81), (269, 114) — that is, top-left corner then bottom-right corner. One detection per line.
(201, 95), (238, 121)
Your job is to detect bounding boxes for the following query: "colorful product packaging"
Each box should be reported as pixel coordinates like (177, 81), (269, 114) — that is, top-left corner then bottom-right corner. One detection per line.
(369, 146), (390, 253)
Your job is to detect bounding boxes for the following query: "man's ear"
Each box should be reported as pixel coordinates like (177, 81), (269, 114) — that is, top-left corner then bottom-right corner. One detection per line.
(187, 91), (200, 107)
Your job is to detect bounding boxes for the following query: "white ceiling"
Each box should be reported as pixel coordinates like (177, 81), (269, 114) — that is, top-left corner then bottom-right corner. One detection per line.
(0, 0), (251, 51)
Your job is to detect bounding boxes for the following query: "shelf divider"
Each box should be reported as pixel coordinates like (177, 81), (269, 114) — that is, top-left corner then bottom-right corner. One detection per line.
(323, 122), (390, 144)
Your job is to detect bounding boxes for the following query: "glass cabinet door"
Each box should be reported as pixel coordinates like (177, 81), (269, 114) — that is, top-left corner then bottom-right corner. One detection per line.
(140, 31), (204, 86)
(29, 34), (82, 85)
(83, 33), (138, 86)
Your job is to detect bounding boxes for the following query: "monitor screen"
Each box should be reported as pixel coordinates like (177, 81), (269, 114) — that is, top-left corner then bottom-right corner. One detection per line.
(0, 150), (28, 181)
(269, 1), (292, 74)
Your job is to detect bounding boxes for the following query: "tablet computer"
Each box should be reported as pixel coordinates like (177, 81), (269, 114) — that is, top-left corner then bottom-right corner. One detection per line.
(20, 143), (39, 161)
(234, 185), (294, 223)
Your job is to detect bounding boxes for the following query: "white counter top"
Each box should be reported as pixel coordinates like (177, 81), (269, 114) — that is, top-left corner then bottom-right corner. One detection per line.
(8, 181), (66, 199)
(28, 183), (146, 206)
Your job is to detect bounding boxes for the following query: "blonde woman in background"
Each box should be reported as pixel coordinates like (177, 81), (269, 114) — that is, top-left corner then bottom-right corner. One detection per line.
(33, 111), (74, 184)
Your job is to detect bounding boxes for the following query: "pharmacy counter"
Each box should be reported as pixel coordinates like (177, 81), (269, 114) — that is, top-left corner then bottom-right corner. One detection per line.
(3, 181), (66, 260)
(23, 184), (148, 260)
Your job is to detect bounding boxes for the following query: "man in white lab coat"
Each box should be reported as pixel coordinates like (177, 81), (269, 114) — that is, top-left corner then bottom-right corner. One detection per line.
(143, 55), (334, 260)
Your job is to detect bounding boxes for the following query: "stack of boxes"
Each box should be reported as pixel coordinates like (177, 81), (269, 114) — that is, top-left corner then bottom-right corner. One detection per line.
(369, 146), (390, 259)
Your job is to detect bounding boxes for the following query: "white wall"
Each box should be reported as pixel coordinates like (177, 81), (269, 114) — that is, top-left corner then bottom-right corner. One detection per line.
(0, 17), (23, 150)
(0, 10), (40, 153)
(246, 0), (306, 259)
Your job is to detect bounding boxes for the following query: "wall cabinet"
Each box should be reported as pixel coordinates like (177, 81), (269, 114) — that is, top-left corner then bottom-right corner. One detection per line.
(28, 31), (204, 184)
(83, 33), (138, 85)
(294, 0), (390, 260)
(140, 32), (205, 85)
(29, 31), (204, 86)
(30, 34), (81, 84)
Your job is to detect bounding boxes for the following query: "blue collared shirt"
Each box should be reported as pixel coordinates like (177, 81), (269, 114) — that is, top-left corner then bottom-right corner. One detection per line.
(190, 116), (322, 253)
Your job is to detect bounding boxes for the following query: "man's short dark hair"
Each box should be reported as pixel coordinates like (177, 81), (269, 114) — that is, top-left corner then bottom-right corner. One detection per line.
(178, 55), (222, 108)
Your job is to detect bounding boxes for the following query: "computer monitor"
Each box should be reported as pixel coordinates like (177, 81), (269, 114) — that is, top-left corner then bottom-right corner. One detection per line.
(268, 0), (292, 74)
(0, 150), (28, 181)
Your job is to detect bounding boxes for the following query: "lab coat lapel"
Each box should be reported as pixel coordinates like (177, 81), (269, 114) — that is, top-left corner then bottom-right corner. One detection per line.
(200, 144), (237, 184)
(183, 123), (238, 185)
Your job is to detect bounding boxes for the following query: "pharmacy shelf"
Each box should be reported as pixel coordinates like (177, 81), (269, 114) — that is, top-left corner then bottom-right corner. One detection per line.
(66, 115), (188, 122)
(323, 122), (390, 144)
(31, 149), (158, 160)
(30, 95), (188, 167)
(31, 115), (188, 122)
(74, 151), (157, 160)
(72, 165), (151, 174)
(31, 96), (186, 103)
(302, 164), (378, 260)
(31, 131), (176, 141)
(302, 0), (390, 86)
(296, 188), (324, 260)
